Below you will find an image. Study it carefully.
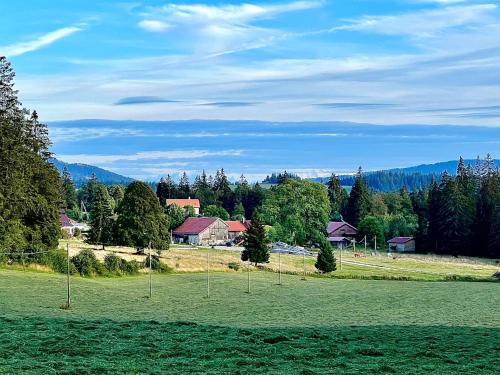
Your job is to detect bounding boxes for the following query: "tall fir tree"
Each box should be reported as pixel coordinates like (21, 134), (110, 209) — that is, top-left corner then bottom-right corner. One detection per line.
(88, 185), (114, 249)
(327, 173), (348, 219)
(345, 167), (371, 227)
(61, 167), (77, 210)
(178, 172), (191, 198)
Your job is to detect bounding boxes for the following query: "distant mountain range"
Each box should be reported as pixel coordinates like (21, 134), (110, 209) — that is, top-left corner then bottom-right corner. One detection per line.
(51, 157), (498, 191)
(50, 159), (134, 186)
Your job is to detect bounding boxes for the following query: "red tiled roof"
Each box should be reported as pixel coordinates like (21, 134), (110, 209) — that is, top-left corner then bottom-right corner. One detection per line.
(387, 237), (414, 244)
(327, 221), (357, 233)
(225, 221), (248, 233)
(173, 217), (218, 235)
(166, 198), (201, 209)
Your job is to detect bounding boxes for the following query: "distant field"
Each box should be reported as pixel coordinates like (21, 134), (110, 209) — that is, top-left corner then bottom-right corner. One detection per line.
(0, 270), (499, 373)
(50, 239), (500, 282)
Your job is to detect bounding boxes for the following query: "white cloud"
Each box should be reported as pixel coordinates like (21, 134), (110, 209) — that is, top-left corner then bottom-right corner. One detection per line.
(0, 26), (83, 57)
(137, 1), (323, 54)
(335, 4), (497, 38)
(58, 149), (245, 164)
(138, 20), (171, 32)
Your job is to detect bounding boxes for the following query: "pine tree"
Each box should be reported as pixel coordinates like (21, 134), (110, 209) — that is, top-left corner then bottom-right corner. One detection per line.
(0, 57), (60, 254)
(345, 167), (371, 227)
(116, 181), (170, 252)
(327, 173), (348, 218)
(315, 237), (336, 273)
(232, 202), (245, 220)
(88, 185), (114, 249)
(61, 167), (77, 209)
(241, 219), (269, 266)
(178, 172), (191, 198)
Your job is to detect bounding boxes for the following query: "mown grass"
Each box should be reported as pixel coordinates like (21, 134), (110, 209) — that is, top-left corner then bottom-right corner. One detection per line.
(51, 239), (500, 282)
(0, 269), (499, 374)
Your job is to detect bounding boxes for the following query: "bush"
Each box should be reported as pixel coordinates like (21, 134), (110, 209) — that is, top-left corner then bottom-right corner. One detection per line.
(73, 228), (81, 238)
(145, 255), (172, 273)
(104, 254), (121, 273)
(120, 259), (141, 274)
(72, 249), (101, 276)
(228, 262), (240, 271)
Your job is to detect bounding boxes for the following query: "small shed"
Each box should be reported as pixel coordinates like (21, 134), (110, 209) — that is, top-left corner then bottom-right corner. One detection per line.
(387, 237), (415, 253)
(225, 220), (248, 239)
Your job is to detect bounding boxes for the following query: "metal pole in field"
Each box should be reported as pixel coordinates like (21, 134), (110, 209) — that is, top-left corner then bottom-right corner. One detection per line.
(278, 251), (282, 286)
(206, 252), (210, 298)
(247, 263), (251, 294)
(364, 236), (367, 252)
(375, 236), (377, 253)
(66, 243), (71, 308)
(340, 243), (343, 270)
(354, 238), (356, 253)
(301, 252), (306, 280)
(148, 241), (152, 299)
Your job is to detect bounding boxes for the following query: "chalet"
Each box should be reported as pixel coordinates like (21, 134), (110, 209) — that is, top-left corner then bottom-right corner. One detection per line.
(166, 198), (200, 215)
(326, 221), (357, 248)
(387, 237), (415, 253)
(173, 217), (229, 245)
(225, 220), (248, 240)
(326, 221), (357, 239)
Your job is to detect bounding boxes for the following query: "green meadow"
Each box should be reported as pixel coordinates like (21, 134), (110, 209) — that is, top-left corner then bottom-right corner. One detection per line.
(0, 270), (499, 374)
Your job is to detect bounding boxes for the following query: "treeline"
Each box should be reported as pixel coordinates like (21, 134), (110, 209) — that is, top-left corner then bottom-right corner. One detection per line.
(0, 57), (61, 257)
(62, 174), (169, 252)
(265, 170), (440, 192)
(155, 170), (266, 221)
(336, 171), (440, 192)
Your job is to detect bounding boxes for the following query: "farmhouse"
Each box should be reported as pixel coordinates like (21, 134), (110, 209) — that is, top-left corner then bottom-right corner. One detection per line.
(326, 221), (357, 248)
(173, 217), (229, 245)
(59, 210), (88, 236)
(225, 220), (248, 240)
(387, 237), (415, 252)
(166, 198), (200, 215)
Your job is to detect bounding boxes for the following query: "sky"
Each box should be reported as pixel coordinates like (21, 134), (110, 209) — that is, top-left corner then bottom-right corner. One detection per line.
(1, 1), (500, 180)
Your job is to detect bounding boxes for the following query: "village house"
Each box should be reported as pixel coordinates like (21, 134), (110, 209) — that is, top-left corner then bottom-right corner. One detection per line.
(166, 198), (201, 215)
(225, 220), (249, 240)
(59, 210), (89, 237)
(172, 217), (229, 245)
(387, 237), (415, 252)
(326, 221), (357, 249)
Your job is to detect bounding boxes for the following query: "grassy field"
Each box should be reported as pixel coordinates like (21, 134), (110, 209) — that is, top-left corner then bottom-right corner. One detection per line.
(0, 269), (499, 373)
(51, 239), (500, 282)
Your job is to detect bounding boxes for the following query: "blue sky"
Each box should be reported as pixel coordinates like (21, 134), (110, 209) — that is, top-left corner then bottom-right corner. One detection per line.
(2, 1), (500, 179)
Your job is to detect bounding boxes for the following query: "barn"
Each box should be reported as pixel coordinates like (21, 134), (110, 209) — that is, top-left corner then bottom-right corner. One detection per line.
(326, 221), (357, 239)
(326, 221), (357, 247)
(172, 217), (229, 245)
(387, 237), (415, 252)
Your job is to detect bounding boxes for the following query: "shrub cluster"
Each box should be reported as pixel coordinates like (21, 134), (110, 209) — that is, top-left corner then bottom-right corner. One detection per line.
(1, 248), (171, 277)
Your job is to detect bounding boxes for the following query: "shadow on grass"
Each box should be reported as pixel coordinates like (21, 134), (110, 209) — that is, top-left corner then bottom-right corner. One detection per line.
(0, 317), (498, 374)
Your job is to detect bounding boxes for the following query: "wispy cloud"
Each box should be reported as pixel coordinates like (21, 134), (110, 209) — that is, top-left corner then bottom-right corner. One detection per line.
(137, 1), (323, 54)
(0, 26), (83, 57)
(334, 4), (497, 38)
(115, 96), (180, 105)
(58, 149), (245, 164)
